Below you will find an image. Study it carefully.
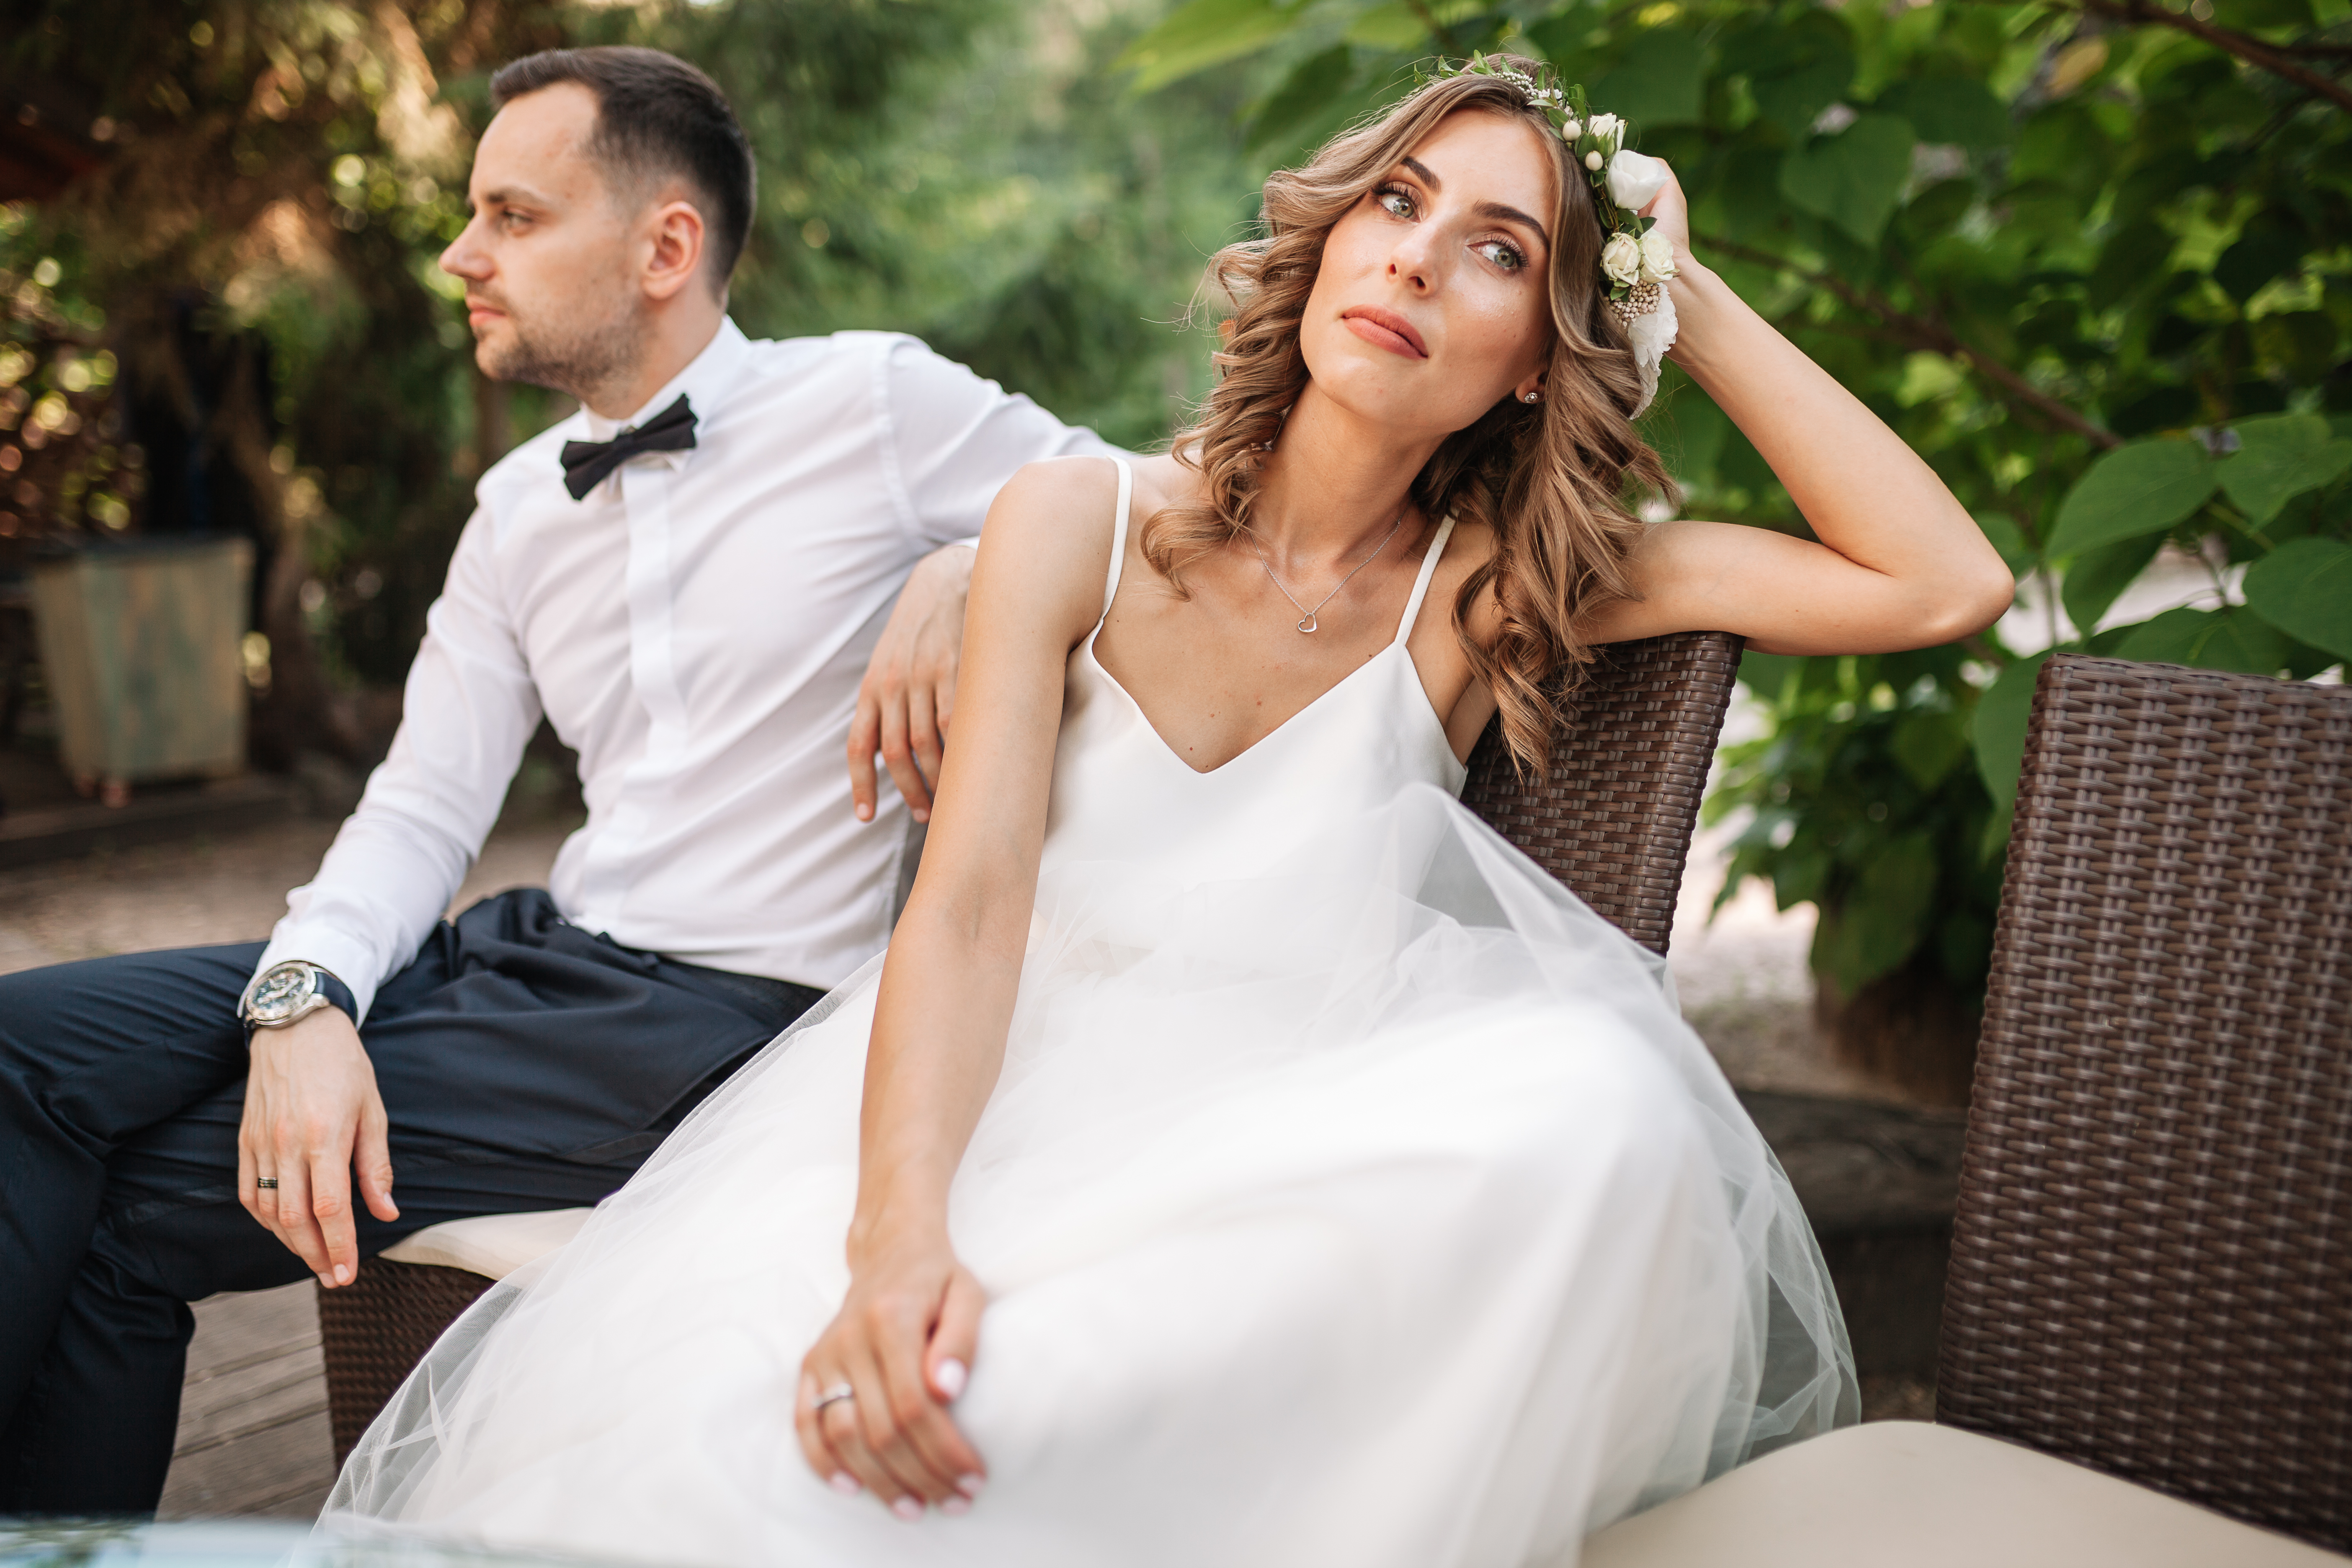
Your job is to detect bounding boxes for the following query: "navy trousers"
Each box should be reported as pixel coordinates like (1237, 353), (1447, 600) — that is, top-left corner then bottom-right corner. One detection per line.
(0, 887), (822, 1515)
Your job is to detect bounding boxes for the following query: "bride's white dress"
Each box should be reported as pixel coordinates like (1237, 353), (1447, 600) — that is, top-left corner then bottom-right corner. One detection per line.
(325, 459), (1854, 1567)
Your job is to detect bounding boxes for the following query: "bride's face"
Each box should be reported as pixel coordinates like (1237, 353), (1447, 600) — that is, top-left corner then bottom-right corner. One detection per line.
(1300, 110), (1558, 438)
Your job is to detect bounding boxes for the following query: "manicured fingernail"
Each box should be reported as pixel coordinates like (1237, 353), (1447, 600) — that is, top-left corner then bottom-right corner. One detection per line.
(891, 1496), (923, 1521)
(912, 808), (929, 823)
(941, 1496), (971, 1516)
(829, 1472), (859, 1496)
(334, 1264), (351, 1285)
(957, 1473), (985, 1498)
(317, 1274), (333, 1288)
(933, 1358), (967, 1401)
(856, 804), (872, 821)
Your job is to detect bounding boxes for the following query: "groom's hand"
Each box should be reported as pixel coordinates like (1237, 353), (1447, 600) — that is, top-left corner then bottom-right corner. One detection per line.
(850, 543), (974, 825)
(237, 1008), (399, 1288)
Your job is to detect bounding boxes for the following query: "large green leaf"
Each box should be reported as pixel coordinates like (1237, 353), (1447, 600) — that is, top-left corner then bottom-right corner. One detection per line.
(2216, 413), (2352, 526)
(1891, 708), (1969, 792)
(2060, 530), (2167, 637)
(2242, 537), (2352, 662)
(1590, 29), (1704, 126)
(1974, 651), (2052, 813)
(2045, 439), (2217, 557)
(1811, 830), (1938, 990)
(1115, 0), (1294, 92)
(2112, 606), (2289, 673)
(1875, 77), (2010, 148)
(1779, 114), (1915, 246)
(1737, 13), (1855, 136)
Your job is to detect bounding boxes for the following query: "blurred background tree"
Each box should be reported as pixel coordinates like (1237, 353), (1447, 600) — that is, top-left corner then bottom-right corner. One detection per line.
(1122, 0), (2351, 1100)
(0, 0), (1253, 766)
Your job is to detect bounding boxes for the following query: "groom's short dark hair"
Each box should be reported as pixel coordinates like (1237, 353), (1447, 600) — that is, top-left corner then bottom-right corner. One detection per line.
(490, 46), (756, 290)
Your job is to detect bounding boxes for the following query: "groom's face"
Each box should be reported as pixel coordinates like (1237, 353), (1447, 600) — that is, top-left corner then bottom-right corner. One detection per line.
(440, 83), (647, 398)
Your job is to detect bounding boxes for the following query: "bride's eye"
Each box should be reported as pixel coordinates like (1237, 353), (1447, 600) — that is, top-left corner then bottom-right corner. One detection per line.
(1374, 184), (1415, 219)
(1474, 238), (1527, 273)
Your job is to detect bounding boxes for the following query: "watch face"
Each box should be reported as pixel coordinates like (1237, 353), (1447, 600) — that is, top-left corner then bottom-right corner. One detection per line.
(250, 965), (315, 1023)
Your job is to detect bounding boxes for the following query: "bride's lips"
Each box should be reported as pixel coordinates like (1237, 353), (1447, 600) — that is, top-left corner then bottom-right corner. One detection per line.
(1340, 306), (1427, 359)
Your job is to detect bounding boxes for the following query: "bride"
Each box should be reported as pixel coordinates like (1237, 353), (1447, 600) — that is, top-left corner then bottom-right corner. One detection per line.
(328, 57), (2012, 1566)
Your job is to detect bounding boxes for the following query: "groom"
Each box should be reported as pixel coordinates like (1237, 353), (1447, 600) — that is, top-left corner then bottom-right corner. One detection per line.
(0, 46), (1109, 1513)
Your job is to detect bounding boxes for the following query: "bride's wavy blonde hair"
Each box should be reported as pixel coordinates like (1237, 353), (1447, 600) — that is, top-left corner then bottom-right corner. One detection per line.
(1160, 57), (1672, 776)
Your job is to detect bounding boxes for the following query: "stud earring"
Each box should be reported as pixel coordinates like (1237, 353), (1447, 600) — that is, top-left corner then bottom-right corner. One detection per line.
(1522, 390), (1541, 403)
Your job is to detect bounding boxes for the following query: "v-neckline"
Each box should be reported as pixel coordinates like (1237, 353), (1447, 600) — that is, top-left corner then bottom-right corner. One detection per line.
(1085, 635), (1436, 779)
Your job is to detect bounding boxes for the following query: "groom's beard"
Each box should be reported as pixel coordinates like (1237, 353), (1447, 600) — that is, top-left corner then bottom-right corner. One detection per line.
(474, 289), (645, 408)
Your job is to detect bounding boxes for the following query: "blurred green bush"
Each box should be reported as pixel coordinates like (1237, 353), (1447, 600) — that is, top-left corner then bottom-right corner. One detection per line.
(1, 0), (1253, 756)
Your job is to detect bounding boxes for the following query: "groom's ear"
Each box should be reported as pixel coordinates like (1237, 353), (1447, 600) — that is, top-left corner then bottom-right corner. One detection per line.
(639, 196), (711, 304)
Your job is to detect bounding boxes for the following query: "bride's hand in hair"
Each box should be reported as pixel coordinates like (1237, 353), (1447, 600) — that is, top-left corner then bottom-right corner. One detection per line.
(794, 1224), (988, 1516)
(1635, 157), (1692, 268)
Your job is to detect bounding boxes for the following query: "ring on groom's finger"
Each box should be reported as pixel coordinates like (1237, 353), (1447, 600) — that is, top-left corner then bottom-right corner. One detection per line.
(255, 1177), (279, 1190)
(812, 1383), (855, 1415)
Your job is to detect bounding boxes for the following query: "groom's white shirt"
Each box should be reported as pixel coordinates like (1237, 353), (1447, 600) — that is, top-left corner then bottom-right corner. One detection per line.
(256, 320), (1110, 1019)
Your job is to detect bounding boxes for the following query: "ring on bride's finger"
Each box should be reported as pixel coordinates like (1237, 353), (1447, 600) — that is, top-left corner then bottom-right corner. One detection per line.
(812, 1382), (855, 1414)
(255, 1177), (279, 1190)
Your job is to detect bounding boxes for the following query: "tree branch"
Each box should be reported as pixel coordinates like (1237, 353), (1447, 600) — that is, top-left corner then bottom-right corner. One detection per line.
(2071, 0), (2352, 115)
(1700, 234), (2124, 451)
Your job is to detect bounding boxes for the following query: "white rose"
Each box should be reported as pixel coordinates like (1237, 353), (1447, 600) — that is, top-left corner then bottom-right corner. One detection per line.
(1639, 228), (1679, 282)
(1587, 112), (1623, 148)
(1584, 150), (1604, 172)
(1606, 149), (1670, 212)
(1601, 232), (1642, 287)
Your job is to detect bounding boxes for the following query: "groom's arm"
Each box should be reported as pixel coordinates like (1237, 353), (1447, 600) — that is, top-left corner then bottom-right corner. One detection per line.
(241, 506), (542, 1287)
(848, 338), (1118, 822)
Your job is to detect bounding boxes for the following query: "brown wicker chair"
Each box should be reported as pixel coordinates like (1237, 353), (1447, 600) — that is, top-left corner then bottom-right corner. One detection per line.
(1582, 653), (2352, 1568)
(1937, 653), (2352, 1550)
(318, 629), (1749, 1463)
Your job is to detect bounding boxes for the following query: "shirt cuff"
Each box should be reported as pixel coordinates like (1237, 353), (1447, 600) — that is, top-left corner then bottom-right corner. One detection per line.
(252, 927), (388, 1026)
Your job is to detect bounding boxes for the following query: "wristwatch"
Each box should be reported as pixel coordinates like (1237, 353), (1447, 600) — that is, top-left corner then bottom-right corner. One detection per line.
(238, 960), (357, 1033)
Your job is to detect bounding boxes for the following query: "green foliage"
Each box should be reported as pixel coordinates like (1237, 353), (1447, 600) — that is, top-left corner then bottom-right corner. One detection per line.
(6, 0), (1255, 693)
(1709, 649), (2003, 998)
(1119, 0), (2352, 1011)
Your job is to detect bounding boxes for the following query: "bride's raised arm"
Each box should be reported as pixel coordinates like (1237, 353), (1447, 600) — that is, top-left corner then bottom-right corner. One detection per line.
(1580, 167), (2015, 654)
(791, 456), (1120, 1516)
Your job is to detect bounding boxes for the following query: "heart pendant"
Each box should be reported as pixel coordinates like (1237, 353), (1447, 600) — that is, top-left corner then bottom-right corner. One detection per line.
(1296, 614), (1318, 633)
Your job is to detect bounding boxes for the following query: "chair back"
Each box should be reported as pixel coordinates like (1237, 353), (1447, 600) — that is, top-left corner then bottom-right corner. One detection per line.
(1460, 630), (1743, 954)
(1939, 653), (2352, 1550)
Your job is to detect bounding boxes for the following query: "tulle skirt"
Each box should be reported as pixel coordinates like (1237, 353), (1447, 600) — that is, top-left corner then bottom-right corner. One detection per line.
(323, 783), (1854, 1568)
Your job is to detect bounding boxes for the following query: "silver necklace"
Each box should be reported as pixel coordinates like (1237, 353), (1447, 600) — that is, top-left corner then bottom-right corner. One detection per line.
(1244, 503), (1409, 634)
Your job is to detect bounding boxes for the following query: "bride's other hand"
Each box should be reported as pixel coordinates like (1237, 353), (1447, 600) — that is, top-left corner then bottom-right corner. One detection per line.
(795, 1228), (988, 1515)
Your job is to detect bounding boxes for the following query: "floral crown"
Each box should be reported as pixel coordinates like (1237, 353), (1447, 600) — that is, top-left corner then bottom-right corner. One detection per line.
(1416, 54), (1680, 410)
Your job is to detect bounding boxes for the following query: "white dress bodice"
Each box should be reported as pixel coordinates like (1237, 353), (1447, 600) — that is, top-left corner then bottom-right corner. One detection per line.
(1042, 459), (1466, 887)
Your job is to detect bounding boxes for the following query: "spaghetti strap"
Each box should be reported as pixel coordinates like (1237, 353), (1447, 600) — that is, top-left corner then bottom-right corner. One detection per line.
(1394, 515), (1457, 645)
(1101, 456), (1134, 622)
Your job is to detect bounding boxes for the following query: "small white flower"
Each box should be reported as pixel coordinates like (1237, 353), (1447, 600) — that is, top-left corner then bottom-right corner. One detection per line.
(1561, 117), (1583, 140)
(1588, 112), (1623, 148)
(1639, 228), (1679, 283)
(1601, 232), (1642, 287)
(1584, 150), (1604, 172)
(1605, 149), (1669, 212)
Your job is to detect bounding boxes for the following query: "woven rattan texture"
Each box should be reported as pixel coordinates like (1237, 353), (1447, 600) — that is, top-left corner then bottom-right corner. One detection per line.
(1460, 630), (1743, 955)
(1939, 655), (2352, 1550)
(318, 1260), (493, 1465)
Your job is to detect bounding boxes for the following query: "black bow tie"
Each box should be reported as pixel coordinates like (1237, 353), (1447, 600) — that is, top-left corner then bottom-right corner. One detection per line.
(560, 395), (699, 500)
